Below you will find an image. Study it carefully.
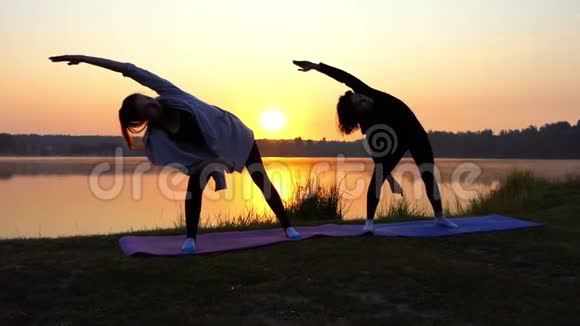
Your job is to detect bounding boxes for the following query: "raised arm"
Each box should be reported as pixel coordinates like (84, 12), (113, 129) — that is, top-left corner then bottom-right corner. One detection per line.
(50, 55), (128, 73)
(293, 60), (372, 93)
(50, 55), (183, 96)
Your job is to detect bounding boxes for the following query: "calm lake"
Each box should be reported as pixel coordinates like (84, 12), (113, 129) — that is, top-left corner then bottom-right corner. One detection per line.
(1, 157), (579, 239)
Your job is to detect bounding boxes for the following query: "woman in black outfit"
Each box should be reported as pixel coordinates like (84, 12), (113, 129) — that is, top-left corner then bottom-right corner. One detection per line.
(293, 60), (458, 230)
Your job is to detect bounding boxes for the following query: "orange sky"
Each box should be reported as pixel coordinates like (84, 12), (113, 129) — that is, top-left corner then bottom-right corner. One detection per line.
(1, 0), (579, 140)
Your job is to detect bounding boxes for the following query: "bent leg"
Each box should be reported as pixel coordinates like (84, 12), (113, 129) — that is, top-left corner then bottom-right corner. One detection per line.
(367, 145), (407, 221)
(386, 173), (403, 195)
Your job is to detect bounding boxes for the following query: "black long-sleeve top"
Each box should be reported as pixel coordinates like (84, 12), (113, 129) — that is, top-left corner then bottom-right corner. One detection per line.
(317, 63), (427, 141)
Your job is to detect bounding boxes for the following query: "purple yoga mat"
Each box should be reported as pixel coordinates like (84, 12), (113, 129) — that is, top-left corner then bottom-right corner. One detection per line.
(119, 215), (542, 256)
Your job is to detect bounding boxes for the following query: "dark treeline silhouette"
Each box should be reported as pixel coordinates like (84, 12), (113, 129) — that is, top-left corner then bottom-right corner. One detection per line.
(0, 120), (579, 159)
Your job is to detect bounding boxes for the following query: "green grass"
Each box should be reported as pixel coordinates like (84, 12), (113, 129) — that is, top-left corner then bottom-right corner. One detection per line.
(1, 171), (580, 325)
(286, 178), (345, 221)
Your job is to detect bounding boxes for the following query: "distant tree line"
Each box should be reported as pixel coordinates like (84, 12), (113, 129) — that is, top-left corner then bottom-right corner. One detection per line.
(0, 120), (579, 159)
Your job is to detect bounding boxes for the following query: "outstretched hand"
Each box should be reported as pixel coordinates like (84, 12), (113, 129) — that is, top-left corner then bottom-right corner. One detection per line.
(293, 60), (318, 72)
(49, 55), (85, 65)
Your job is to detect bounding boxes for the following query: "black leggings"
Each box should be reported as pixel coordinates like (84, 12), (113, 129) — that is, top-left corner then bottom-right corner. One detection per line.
(367, 135), (443, 220)
(184, 142), (291, 238)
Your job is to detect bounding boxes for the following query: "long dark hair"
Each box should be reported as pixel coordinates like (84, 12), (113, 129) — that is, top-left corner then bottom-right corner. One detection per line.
(119, 93), (148, 150)
(337, 91), (360, 135)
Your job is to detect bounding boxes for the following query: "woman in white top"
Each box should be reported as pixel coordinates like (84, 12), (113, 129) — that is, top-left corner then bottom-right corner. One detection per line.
(50, 55), (301, 253)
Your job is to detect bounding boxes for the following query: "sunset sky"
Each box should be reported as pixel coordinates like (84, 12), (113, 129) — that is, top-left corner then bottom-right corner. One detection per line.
(1, 0), (579, 140)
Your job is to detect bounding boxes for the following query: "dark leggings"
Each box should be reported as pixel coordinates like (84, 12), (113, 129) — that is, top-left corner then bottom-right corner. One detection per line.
(367, 136), (443, 220)
(184, 142), (291, 239)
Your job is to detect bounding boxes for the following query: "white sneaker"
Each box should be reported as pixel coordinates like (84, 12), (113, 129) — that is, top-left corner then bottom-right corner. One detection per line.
(362, 220), (375, 232)
(434, 216), (459, 228)
(285, 227), (301, 239)
(180, 237), (197, 253)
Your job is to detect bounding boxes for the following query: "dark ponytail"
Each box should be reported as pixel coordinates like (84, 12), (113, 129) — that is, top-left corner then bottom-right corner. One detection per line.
(119, 93), (147, 150)
(336, 91), (360, 135)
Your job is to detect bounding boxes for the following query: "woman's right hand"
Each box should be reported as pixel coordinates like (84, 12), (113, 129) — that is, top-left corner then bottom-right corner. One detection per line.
(49, 55), (86, 65)
(293, 60), (319, 72)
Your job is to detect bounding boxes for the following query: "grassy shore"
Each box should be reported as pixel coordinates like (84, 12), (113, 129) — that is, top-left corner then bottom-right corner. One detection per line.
(1, 172), (579, 325)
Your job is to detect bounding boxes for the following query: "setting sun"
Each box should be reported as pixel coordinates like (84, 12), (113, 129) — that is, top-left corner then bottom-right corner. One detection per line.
(260, 109), (286, 132)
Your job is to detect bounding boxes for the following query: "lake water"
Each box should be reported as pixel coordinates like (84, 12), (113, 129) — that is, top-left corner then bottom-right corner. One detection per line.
(0, 157), (579, 239)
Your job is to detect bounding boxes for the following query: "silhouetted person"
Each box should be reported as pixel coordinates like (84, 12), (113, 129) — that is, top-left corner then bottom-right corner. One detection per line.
(293, 60), (458, 230)
(50, 54), (301, 253)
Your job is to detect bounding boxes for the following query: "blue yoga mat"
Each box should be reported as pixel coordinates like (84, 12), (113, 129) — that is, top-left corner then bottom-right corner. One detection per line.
(373, 214), (541, 237)
(119, 215), (542, 256)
